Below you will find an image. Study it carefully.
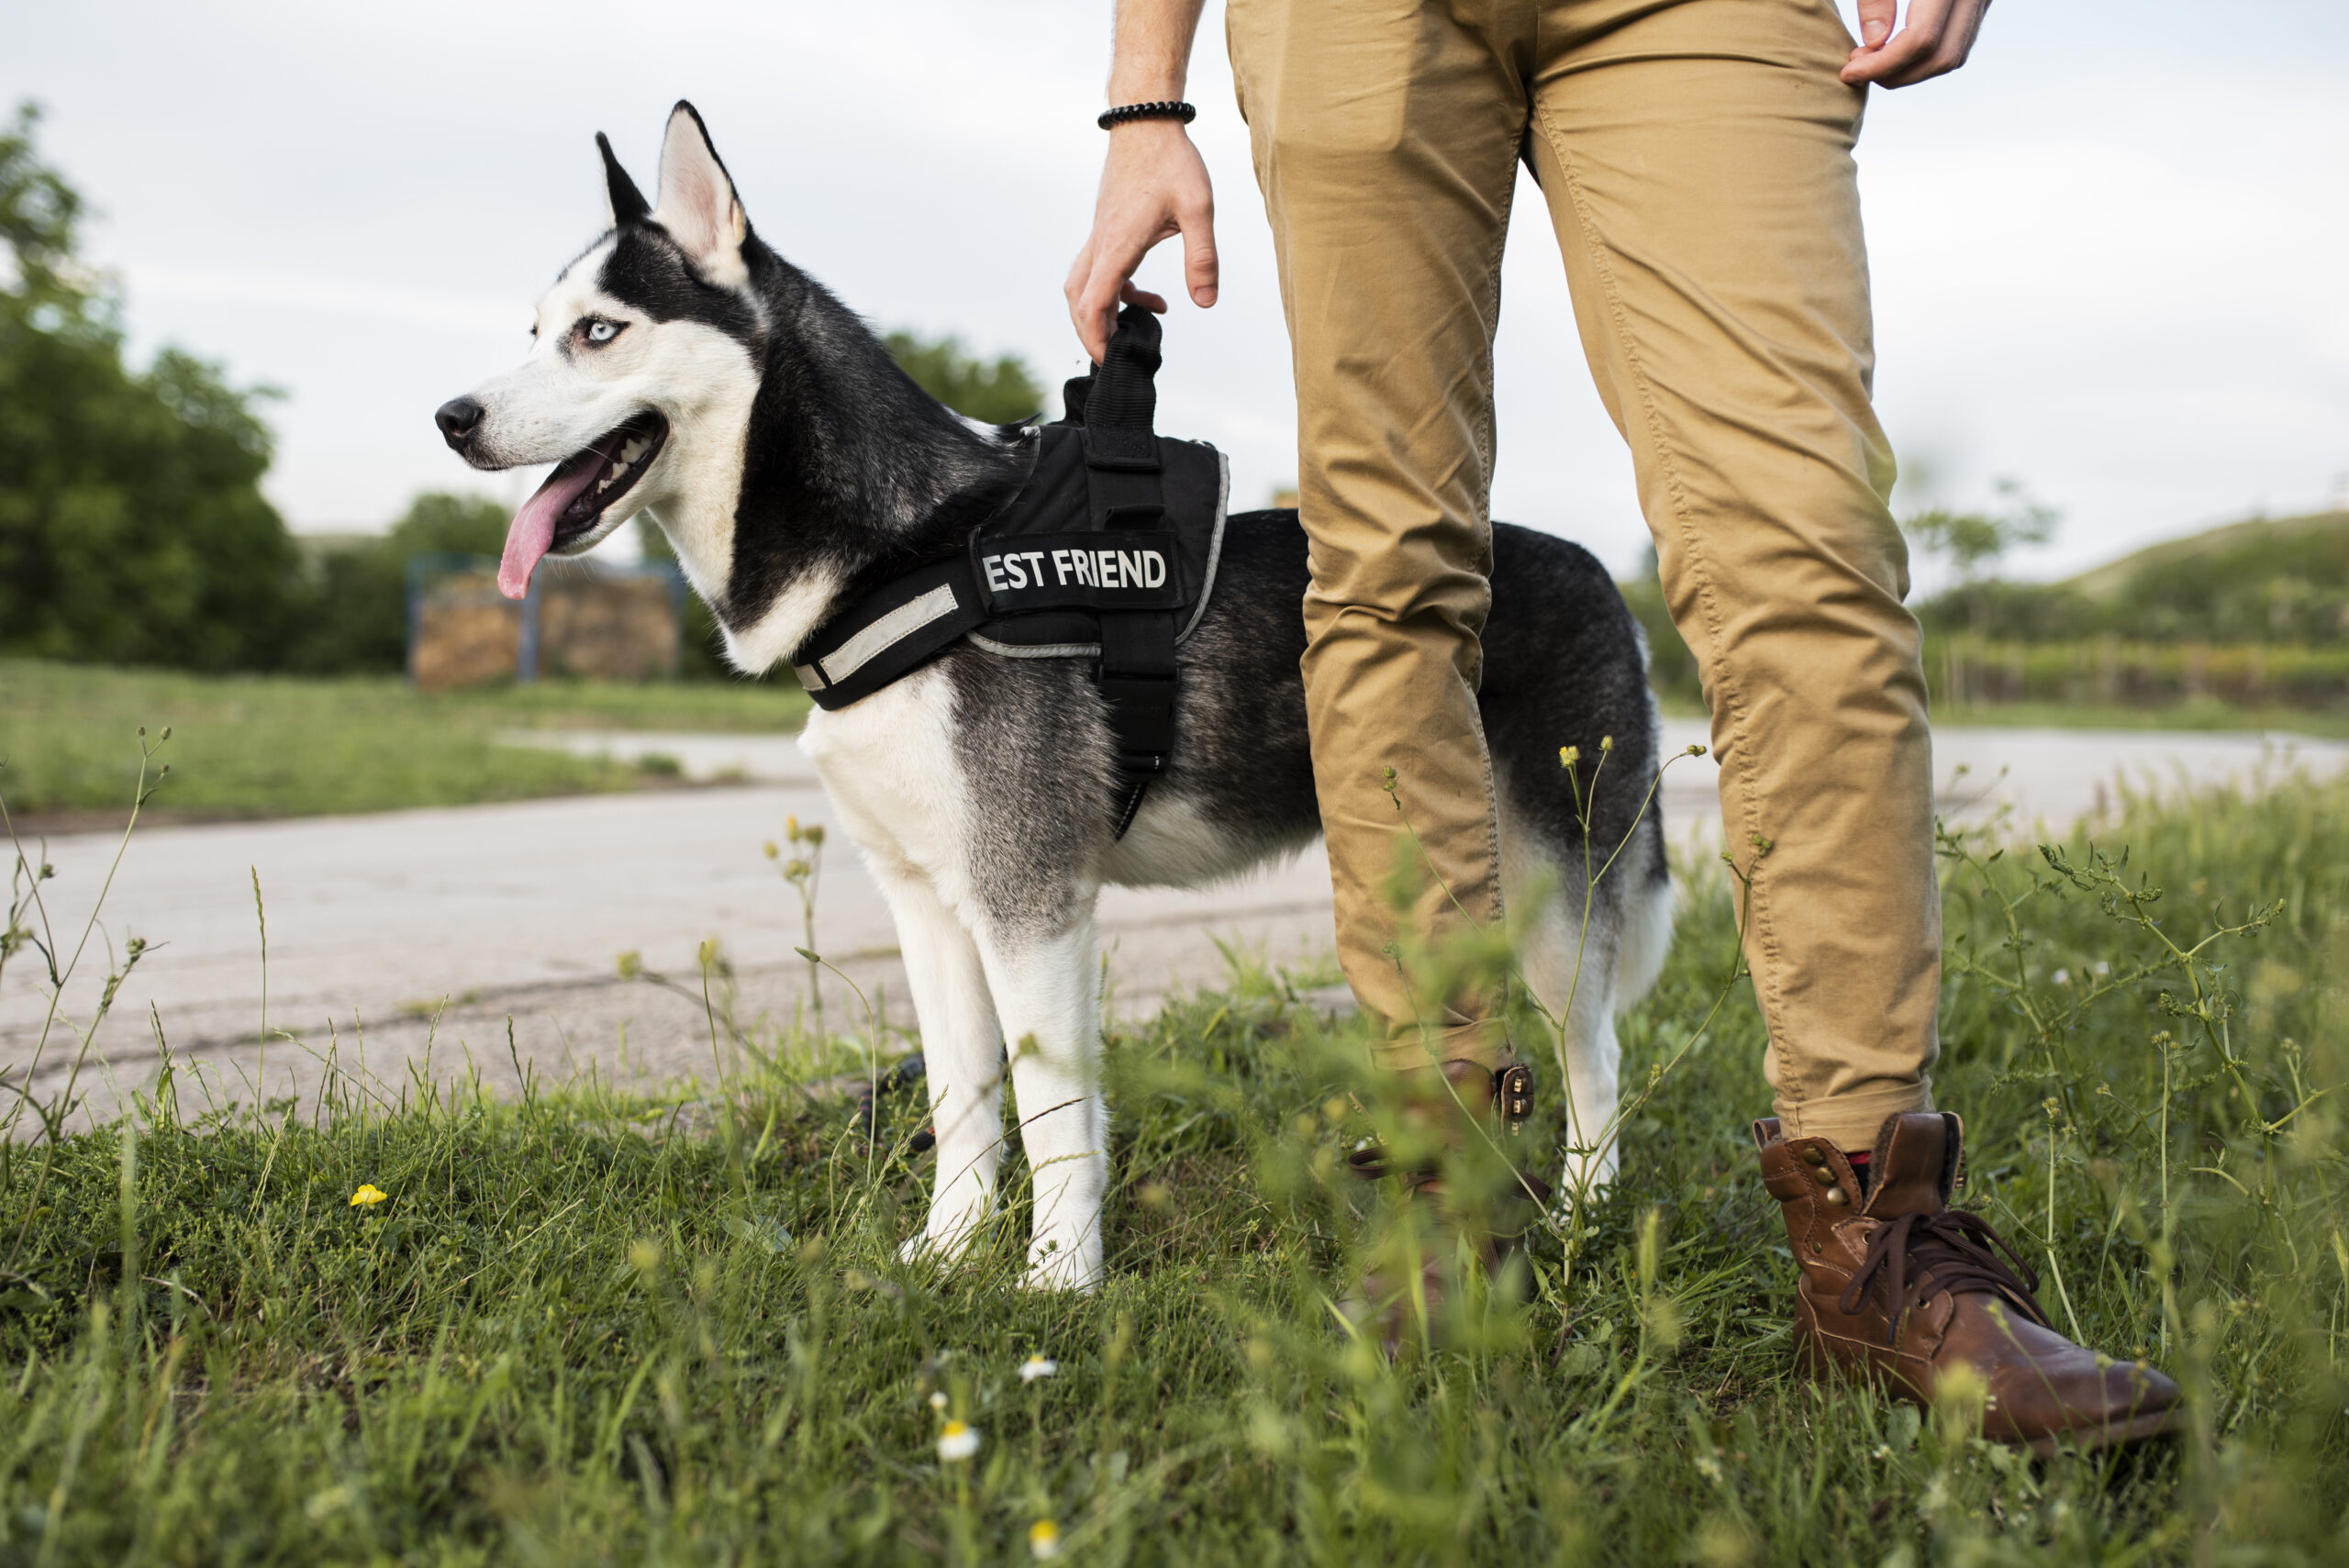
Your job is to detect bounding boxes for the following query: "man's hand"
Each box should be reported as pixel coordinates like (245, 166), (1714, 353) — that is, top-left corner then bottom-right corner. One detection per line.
(1842, 0), (1992, 88)
(1065, 121), (1219, 362)
(1065, 0), (1216, 361)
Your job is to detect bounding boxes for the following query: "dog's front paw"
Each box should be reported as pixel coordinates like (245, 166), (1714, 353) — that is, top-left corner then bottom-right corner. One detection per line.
(900, 1209), (990, 1267)
(900, 1230), (974, 1268)
(1551, 1140), (1619, 1218)
(1019, 1233), (1102, 1294)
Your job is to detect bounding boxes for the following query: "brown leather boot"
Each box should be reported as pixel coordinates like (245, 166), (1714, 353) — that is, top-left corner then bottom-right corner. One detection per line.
(1344, 1062), (1545, 1351)
(1756, 1111), (2183, 1455)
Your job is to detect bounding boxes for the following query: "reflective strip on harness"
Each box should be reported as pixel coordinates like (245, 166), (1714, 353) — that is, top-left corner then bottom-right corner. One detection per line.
(816, 582), (962, 684)
(794, 556), (990, 712)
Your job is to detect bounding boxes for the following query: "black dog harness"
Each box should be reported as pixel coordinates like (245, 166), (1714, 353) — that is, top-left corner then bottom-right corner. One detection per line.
(792, 307), (1228, 835)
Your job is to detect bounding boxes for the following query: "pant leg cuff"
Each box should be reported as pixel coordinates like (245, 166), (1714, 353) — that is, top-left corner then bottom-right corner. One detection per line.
(1773, 1074), (1934, 1151)
(1370, 1018), (1509, 1074)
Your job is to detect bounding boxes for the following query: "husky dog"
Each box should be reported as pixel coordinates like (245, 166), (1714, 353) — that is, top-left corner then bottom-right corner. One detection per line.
(437, 103), (1672, 1291)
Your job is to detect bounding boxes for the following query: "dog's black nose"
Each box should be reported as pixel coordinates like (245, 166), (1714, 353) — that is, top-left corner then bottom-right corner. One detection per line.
(435, 395), (484, 448)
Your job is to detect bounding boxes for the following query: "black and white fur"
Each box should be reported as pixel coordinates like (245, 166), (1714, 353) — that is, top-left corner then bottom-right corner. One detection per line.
(440, 104), (1674, 1291)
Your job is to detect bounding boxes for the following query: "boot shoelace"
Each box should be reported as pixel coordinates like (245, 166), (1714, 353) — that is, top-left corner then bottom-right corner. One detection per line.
(1838, 1209), (2053, 1345)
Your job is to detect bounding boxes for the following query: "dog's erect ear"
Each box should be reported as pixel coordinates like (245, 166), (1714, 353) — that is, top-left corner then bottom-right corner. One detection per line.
(652, 101), (749, 288)
(596, 132), (651, 228)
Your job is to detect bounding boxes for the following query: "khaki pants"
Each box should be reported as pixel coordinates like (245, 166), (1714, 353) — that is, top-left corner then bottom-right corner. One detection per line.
(1228, 0), (1940, 1148)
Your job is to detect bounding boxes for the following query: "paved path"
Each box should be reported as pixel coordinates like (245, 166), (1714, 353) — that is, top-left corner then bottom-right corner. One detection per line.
(8, 721), (2343, 1125)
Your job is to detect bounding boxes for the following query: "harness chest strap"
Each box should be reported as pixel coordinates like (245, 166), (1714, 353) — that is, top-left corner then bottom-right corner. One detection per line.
(789, 556), (986, 706)
(790, 529), (1188, 706)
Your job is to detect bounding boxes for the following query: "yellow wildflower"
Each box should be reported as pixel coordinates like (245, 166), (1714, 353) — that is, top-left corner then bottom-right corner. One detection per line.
(350, 1184), (387, 1207)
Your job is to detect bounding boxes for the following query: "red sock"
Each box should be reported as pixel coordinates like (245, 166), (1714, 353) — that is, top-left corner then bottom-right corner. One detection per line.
(1843, 1150), (1871, 1191)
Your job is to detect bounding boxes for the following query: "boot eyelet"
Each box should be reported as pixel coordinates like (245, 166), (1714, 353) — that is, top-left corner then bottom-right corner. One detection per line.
(1810, 1240), (1823, 1253)
(1823, 1186), (1850, 1207)
(1810, 1165), (1834, 1185)
(1799, 1146), (1827, 1167)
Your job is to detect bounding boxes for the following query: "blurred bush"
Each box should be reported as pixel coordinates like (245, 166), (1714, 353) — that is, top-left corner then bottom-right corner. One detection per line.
(1923, 633), (2349, 710)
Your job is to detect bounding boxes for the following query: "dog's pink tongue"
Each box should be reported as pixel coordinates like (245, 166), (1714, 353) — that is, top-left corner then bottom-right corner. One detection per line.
(498, 459), (599, 599)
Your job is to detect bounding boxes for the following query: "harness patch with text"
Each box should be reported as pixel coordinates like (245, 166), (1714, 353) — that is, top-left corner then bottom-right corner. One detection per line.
(975, 532), (1184, 609)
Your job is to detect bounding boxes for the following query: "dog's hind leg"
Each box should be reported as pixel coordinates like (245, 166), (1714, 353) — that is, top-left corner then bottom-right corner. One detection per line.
(882, 871), (1007, 1266)
(1517, 887), (1624, 1211)
(976, 906), (1108, 1292)
(1505, 814), (1675, 1215)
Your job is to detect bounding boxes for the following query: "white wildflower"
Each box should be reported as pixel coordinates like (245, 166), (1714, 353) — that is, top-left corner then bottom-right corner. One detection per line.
(1029, 1519), (1063, 1560)
(937, 1419), (981, 1462)
(1019, 1354), (1059, 1383)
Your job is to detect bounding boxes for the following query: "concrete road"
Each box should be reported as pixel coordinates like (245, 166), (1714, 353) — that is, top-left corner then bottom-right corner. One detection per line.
(8, 719), (2343, 1125)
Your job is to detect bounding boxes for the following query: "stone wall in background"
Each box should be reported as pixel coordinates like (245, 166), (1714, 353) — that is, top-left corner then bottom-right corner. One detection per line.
(408, 559), (681, 691)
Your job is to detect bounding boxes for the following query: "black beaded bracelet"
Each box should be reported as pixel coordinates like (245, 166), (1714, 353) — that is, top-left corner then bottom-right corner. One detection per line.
(1097, 100), (1197, 130)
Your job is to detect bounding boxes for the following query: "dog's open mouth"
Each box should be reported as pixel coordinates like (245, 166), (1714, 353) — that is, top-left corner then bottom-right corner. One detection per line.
(497, 411), (670, 599)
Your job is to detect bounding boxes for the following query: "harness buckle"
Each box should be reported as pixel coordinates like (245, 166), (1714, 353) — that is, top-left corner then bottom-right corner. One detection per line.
(1496, 1062), (1536, 1136)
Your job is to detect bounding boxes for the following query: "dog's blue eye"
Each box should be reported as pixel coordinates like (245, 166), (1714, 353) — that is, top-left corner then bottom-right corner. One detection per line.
(585, 319), (620, 344)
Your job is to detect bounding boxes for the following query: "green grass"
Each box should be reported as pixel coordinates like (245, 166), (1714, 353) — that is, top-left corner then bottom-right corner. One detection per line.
(2, 762), (2343, 1562)
(0, 661), (811, 821)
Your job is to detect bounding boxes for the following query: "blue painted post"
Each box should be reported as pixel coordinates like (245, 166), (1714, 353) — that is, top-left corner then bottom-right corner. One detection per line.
(405, 555), (426, 684)
(517, 574), (542, 684)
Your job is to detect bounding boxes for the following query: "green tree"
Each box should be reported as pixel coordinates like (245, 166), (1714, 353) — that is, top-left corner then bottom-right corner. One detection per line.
(0, 103), (297, 670)
(1901, 477), (2061, 638)
(883, 330), (1042, 424)
(384, 491), (510, 557)
(0, 103), (82, 311)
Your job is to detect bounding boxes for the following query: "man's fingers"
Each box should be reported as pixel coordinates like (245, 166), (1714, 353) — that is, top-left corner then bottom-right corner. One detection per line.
(1841, 0), (1949, 85)
(1179, 203), (1219, 308)
(1846, 0), (1987, 87)
(1077, 284), (1116, 361)
(1877, 0), (1985, 85)
(1853, 0), (1898, 48)
(1119, 281), (1170, 314)
(1074, 228), (1151, 358)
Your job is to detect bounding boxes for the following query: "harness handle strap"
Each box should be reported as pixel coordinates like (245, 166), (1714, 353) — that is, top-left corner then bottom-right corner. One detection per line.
(1080, 306), (1163, 473)
(1066, 305), (1180, 839)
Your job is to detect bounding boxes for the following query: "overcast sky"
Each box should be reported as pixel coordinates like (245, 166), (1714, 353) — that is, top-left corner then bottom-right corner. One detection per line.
(7, 1), (2344, 584)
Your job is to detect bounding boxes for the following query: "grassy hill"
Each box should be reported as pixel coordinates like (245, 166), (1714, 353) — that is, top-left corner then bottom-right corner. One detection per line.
(2066, 507), (2349, 604)
(1918, 507), (2349, 645)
